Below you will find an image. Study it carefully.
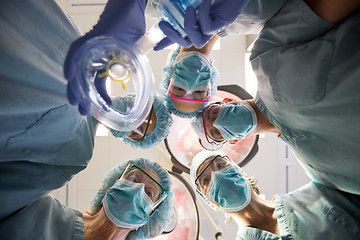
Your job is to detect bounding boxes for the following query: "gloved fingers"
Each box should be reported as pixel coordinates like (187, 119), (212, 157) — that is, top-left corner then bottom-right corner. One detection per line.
(158, 21), (192, 48)
(67, 78), (81, 105)
(154, 37), (174, 51)
(94, 74), (112, 105)
(198, 0), (217, 35)
(184, 7), (211, 49)
(79, 99), (91, 116)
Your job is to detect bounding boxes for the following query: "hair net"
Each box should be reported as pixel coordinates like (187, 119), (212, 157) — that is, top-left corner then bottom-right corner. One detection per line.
(110, 93), (173, 149)
(160, 46), (218, 118)
(190, 150), (225, 189)
(89, 158), (174, 239)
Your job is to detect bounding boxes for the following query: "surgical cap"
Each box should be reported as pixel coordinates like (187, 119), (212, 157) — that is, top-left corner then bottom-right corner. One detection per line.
(190, 113), (206, 141)
(190, 150), (225, 188)
(110, 93), (173, 149)
(89, 158), (174, 239)
(160, 46), (218, 118)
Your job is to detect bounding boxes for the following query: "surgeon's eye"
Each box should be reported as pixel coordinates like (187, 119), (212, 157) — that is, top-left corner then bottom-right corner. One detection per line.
(145, 187), (158, 202)
(172, 86), (186, 97)
(193, 90), (207, 100)
(128, 172), (141, 183)
(216, 161), (227, 170)
(200, 176), (211, 188)
(210, 128), (224, 142)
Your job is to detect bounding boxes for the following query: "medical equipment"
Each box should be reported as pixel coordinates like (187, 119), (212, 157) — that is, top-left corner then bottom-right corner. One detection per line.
(73, 0), (201, 131)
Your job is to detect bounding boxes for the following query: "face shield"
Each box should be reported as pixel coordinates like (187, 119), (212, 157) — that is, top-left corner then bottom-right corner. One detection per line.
(120, 164), (168, 212)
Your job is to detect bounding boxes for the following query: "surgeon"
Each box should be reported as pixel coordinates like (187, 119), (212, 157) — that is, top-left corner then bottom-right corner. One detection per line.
(159, 36), (219, 118)
(0, 0), (157, 221)
(109, 93), (173, 149)
(0, 158), (174, 240)
(163, 0), (360, 195)
(190, 151), (360, 240)
(192, 93), (360, 195)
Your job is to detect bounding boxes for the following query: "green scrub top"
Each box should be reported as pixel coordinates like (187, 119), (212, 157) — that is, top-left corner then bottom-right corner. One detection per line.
(247, 0), (360, 194)
(236, 182), (360, 240)
(0, 195), (84, 240)
(0, 0), (97, 221)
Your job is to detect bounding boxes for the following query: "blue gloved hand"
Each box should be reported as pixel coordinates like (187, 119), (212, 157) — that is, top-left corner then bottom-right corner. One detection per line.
(154, 0), (249, 51)
(198, 0), (250, 35)
(154, 6), (212, 51)
(64, 0), (146, 115)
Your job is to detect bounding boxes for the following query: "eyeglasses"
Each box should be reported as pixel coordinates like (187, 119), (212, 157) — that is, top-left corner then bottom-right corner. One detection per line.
(120, 164), (167, 210)
(201, 104), (227, 146)
(166, 79), (211, 103)
(194, 155), (232, 195)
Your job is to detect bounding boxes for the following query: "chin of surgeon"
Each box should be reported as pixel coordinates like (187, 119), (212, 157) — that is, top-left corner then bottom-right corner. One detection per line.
(190, 151), (360, 240)
(167, 0), (360, 195)
(0, 158), (174, 240)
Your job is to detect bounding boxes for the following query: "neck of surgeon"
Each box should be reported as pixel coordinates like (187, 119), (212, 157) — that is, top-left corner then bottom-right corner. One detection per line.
(83, 208), (134, 240)
(227, 189), (280, 236)
(246, 100), (282, 137)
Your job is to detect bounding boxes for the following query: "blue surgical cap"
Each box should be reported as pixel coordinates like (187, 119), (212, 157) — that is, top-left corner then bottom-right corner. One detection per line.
(110, 93), (173, 149)
(160, 46), (218, 118)
(89, 158), (174, 239)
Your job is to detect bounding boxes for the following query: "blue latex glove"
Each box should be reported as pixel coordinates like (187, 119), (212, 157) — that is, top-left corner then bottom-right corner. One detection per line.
(198, 0), (250, 35)
(154, 6), (212, 50)
(64, 0), (146, 115)
(154, 0), (250, 51)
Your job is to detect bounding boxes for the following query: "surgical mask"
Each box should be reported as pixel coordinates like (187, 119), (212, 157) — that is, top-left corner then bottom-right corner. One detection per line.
(206, 166), (251, 212)
(213, 102), (257, 140)
(103, 179), (152, 229)
(169, 51), (212, 100)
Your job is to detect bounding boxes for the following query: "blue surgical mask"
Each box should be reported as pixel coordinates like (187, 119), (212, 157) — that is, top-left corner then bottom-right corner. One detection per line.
(103, 179), (152, 229)
(206, 166), (251, 212)
(213, 102), (257, 141)
(171, 51), (212, 91)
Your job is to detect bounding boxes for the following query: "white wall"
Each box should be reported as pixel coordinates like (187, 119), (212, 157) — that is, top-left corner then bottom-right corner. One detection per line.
(53, 0), (310, 239)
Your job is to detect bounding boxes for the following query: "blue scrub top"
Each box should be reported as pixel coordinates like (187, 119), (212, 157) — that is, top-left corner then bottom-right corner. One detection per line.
(239, 0), (360, 194)
(236, 182), (360, 240)
(0, 195), (84, 240)
(0, 0), (97, 222)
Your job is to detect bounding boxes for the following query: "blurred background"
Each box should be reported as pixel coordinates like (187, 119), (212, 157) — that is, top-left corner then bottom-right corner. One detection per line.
(52, 1), (310, 239)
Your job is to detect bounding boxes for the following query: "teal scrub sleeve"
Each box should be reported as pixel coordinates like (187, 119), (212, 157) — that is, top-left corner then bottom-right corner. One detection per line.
(0, 161), (84, 222)
(0, 195), (84, 240)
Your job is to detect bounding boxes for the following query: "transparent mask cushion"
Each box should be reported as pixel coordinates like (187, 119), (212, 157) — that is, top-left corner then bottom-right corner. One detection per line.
(78, 36), (154, 132)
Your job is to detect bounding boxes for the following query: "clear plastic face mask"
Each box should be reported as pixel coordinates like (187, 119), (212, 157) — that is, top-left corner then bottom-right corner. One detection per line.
(120, 164), (167, 211)
(78, 37), (154, 132)
(167, 80), (211, 102)
(195, 155), (232, 196)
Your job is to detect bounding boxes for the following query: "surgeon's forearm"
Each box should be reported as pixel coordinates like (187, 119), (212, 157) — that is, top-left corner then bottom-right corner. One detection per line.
(180, 34), (220, 58)
(304, 0), (360, 24)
